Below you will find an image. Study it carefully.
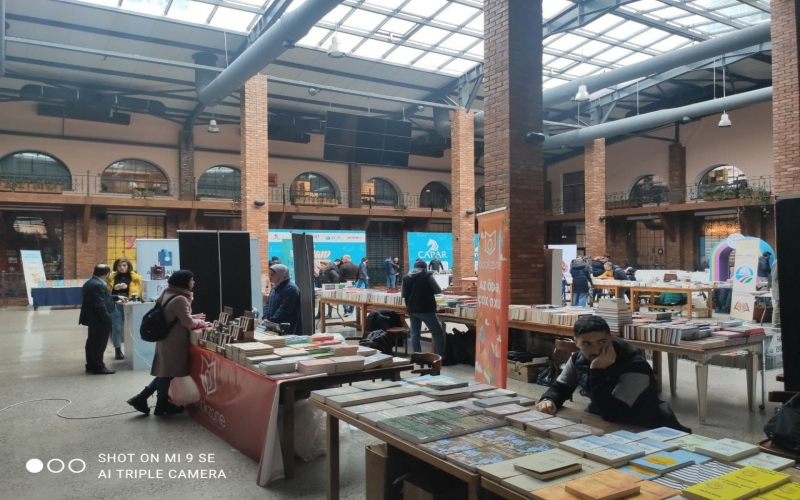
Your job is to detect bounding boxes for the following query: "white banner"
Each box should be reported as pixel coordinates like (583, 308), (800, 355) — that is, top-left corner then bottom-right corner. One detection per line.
(20, 250), (46, 306)
(730, 239), (759, 320)
(135, 239), (180, 279)
(548, 245), (577, 276)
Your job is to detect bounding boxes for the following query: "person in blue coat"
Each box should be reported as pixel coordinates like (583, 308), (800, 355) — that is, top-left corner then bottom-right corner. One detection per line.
(263, 264), (302, 335)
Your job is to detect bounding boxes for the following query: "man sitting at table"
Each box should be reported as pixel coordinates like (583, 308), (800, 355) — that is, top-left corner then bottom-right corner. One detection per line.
(535, 316), (691, 432)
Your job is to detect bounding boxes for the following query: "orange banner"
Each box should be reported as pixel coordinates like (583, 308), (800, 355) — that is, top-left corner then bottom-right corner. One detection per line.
(475, 208), (510, 387)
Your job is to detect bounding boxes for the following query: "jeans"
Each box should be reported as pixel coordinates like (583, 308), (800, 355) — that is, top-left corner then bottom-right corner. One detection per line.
(408, 312), (445, 355)
(386, 274), (397, 289)
(572, 292), (589, 307)
(147, 376), (174, 400)
(112, 302), (125, 348)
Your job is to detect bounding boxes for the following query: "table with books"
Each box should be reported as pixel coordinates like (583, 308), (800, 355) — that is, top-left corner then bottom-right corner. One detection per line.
(309, 375), (799, 500)
(629, 284), (715, 319)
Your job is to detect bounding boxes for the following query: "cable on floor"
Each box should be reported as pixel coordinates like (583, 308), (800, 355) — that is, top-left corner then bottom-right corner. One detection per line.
(0, 398), (144, 419)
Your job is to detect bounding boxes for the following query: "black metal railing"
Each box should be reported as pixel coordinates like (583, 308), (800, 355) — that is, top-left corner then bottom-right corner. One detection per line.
(545, 198), (585, 215)
(605, 176), (773, 209)
(0, 172), (180, 198)
(266, 185), (451, 211)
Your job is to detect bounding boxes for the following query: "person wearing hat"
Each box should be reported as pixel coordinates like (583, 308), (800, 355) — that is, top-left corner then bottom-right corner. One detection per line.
(758, 251), (772, 285)
(263, 264), (302, 335)
(401, 260), (445, 355)
(126, 270), (210, 417)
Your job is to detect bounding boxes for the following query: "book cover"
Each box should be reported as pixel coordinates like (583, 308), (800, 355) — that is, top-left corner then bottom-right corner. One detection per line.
(425, 405), (483, 420)
(549, 424), (603, 442)
(619, 464), (662, 481)
(474, 388), (518, 399)
(638, 427), (690, 442)
(734, 454), (796, 472)
(630, 450), (697, 474)
(343, 401), (397, 416)
(534, 483), (583, 500)
(485, 404), (530, 418)
(502, 437), (555, 456)
(652, 477), (686, 491)
(359, 407), (415, 426)
(474, 396), (523, 408)
(560, 435), (618, 456)
(352, 379), (403, 390)
(507, 410), (553, 426)
(723, 466), (791, 493)
(605, 430), (644, 445)
(310, 385), (363, 403)
(502, 458), (611, 496)
(447, 445), (520, 472)
(526, 417), (575, 437)
(451, 414), (508, 432)
(513, 449), (582, 477)
(469, 427), (530, 447)
(585, 443), (647, 466)
(477, 457), (530, 482)
(636, 480), (681, 500)
(664, 461), (738, 486)
(755, 482), (800, 500)
(626, 438), (678, 455)
(683, 478), (759, 500)
(696, 439), (760, 462)
(424, 379), (470, 391)
(419, 436), (482, 458)
(563, 469), (642, 500)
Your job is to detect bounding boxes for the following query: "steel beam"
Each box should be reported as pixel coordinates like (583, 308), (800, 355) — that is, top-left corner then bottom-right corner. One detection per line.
(543, 0), (639, 37)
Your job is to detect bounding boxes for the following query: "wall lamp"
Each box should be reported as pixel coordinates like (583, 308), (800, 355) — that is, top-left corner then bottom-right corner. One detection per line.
(525, 132), (546, 144)
(599, 215), (606, 222)
(254, 200), (266, 207)
(466, 210), (475, 215)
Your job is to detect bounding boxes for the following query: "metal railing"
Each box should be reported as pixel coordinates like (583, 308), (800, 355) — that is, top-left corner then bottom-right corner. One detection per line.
(605, 176), (773, 208)
(266, 185), (452, 211)
(545, 198), (585, 216)
(0, 172), (180, 198)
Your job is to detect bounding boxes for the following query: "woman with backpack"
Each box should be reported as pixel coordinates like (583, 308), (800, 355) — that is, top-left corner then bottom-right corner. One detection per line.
(126, 270), (210, 417)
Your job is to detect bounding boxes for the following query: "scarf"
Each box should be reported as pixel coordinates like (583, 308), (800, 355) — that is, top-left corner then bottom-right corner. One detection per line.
(270, 264), (291, 285)
(157, 285), (192, 303)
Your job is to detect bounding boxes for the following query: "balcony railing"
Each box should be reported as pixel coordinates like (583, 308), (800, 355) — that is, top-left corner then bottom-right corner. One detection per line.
(266, 185), (451, 211)
(0, 172), (181, 198)
(605, 176), (773, 209)
(545, 198), (585, 216)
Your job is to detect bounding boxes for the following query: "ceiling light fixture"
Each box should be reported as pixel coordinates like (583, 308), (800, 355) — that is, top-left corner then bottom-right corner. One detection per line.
(718, 65), (731, 128)
(328, 34), (345, 59)
(308, 87), (319, 96)
(575, 84), (589, 102)
(208, 113), (219, 133)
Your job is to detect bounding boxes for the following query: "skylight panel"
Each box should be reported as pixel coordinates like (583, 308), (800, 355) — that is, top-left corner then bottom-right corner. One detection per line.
(297, 26), (331, 47)
(671, 14), (715, 27)
(564, 63), (603, 78)
(464, 13), (483, 33)
(736, 14), (770, 25)
(384, 46), (425, 65)
(401, 0), (448, 19)
(689, 0), (738, 8)
(542, 0), (572, 22)
(226, 0), (266, 6)
(626, 28), (669, 47)
(326, 32), (363, 53)
(441, 58), (479, 75)
(342, 9), (388, 32)
(413, 52), (452, 70)
(581, 14), (625, 35)
(544, 58), (575, 70)
(78, 0), (120, 7)
(592, 46), (633, 63)
(695, 22), (735, 35)
(209, 6), (257, 31)
(622, 0), (667, 11)
(546, 34), (586, 52)
(615, 52), (653, 66)
(467, 40), (483, 57)
(364, 0), (407, 10)
(408, 26), (450, 46)
(121, 0), (169, 16)
(352, 39), (394, 58)
(322, 5), (353, 24)
(438, 33), (481, 52)
(579, 40), (612, 57)
(166, 0), (215, 24)
(380, 18), (416, 37)
(718, 5), (759, 17)
(604, 21), (647, 40)
(543, 78), (569, 89)
(436, 3), (480, 27)
(649, 35), (693, 52)
(646, 6), (692, 20)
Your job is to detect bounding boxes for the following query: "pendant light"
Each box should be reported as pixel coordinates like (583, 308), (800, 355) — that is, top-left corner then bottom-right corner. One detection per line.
(718, 65), (731, 128)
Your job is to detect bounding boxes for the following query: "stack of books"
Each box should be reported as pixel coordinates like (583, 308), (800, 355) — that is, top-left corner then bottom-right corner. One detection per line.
(506, 410), (553, 430)
(548, 424), (603, 442)
(326, 385), (421, 409)
(257, 359), (297, 375)
(682, 466), (790, 500)
(596, 298), (633, 333)
(297, 358), (336, 375)
(309, 386), (363, 404)
(694, 439), (760, 463)
(273, 347), (307, 357)
(329, 355), (365, 373)
(253, 331), (287, 347)
(363, 353), (392, 369)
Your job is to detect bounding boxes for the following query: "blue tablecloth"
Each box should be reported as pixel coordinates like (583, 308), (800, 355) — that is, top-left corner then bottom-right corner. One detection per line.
(31, 287), (83, 308)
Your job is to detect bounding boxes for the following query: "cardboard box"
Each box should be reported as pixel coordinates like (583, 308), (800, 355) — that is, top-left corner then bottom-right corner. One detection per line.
(507, 359), (548, 383)
(403, 471), (468, 500)
(366, 443), (428, 500)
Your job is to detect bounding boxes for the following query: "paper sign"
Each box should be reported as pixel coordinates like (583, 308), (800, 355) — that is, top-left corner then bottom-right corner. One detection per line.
(730, 239), (759, 320)
(20, 250), (46, 306)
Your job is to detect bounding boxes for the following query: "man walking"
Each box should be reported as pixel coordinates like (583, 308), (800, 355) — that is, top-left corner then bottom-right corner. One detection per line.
(338, 255), (359, 314)
(402, 260), (446, 355)
(357, 257), (370, 289)
(79, 264), (123, 374)
(384, 255), (395, 289)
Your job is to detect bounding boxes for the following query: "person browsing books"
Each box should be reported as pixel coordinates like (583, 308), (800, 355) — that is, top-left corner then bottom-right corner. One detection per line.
(401, 260), (445, 355)
(534, 316), (690, 432)
(263, 264), (302, 335)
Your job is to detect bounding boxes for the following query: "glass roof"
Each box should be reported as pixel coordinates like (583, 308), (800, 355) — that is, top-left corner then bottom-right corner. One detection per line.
(74, 0), (771, 79)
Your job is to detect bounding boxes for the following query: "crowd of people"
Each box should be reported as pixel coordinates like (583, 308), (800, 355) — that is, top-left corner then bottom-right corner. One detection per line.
(568, 253), (637, 306)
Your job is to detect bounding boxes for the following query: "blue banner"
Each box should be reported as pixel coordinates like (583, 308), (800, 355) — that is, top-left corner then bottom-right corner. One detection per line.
(268, 230), (367, 267)
(407, 232), (479, 271)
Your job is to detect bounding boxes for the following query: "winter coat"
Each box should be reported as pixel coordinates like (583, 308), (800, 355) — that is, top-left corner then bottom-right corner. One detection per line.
(107, 271), (144, 297)
(150, 288), (206, 378)
(591, 259), (606, 277)
(402, 270), (442, 313)
(570, 262), (593, 294)
(319, 267), (339, 284)
(613, 266), (629, 281)
(338, 262), (359, 282)
(265, 279), (303, 335)
(758, 256), (772, 278)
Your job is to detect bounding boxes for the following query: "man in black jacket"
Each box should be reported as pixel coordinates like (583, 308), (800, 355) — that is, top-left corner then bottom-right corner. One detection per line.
(338, 255), (359, 314)
(535, 316), (690, 432)
(402, 260), (445, 355)
(79, 264), (123, 374)
(569, 257), (592, 306)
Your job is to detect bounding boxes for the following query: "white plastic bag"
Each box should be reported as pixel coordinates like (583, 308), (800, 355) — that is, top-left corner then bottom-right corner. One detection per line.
(290, 399), (350, 462)
(168, 376), (201, 406)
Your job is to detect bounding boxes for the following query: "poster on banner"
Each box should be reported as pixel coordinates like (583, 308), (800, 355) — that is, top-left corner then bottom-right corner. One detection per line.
(20, 250), (46, 306)
(268, 230), (366, 267)
(730, 239), (760, 319)
(475, 208), (510, 388)
(407, 232), (480, 272)
(135, 239), (180, 279)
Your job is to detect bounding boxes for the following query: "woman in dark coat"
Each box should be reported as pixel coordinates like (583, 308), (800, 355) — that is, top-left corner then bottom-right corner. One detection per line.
(264, 264), (302, 335)
(126, 270), (209, 417)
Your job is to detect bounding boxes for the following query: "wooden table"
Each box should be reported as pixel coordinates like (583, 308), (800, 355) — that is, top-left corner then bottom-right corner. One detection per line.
(310, 398), (638, 500)
(629, 285), (714, 319)
(318, 297), (369, 335)
(625, 337), (765, 422)
(280, 363), (413, 480)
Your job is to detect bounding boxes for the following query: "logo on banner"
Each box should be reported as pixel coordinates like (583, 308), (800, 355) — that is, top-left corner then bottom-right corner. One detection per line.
(201, 355), (217, 396)
(734, 265), (755, 284)
(483, 231), (497, 256)
(416, 238), (447, 260)
(734, 301), (751, 313)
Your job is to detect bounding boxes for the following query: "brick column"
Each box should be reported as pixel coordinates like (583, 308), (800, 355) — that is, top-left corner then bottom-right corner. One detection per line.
(348, 163), (362, 208)
(240, 74), (270, 280)
(584, 138), (606, 257)
(484, 0), (545, 304)
(773, 0), (800, 196)
(178, 130), (195, 201)
(76, 210), (97, 278)
(451, 108), (475, 289)
(63, 212), (77, 279)
(668, 143), (686, 203)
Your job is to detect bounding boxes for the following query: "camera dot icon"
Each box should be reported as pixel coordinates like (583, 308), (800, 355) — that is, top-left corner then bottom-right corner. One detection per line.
(26, 459), (44, 473)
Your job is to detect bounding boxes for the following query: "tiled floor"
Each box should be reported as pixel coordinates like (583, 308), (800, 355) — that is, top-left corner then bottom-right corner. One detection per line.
(0, 307), (785, 500)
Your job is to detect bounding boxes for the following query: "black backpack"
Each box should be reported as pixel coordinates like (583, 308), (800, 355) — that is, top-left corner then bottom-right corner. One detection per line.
(361, 330), (395, 355)
(765, 393), (800, 453)
(140, 295), (180, 342)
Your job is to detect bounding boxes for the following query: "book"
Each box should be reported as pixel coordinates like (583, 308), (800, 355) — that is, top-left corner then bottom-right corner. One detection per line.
(310, 385), (363, 403)
(636, 480), (681, 500)
(297, 358), (336, 375)
(501, 458), (611, 496)
(352, 380), (404, 390)
(474, 388), (518, 398)
(329, 344), (358, 356)
(341, 401), (397, 417)
(485, 404), (531, 418)
(359, 407), (415, 426)
(526, 417), (576, 437)
(559, 436), (618, 456)
(474, 396), (525, 408)
(514, 449), (582, 480)
(535, 483), (585, 500)
(630, 450), (700, 474)
(549, 424), (603, 442)
(605, 430), (645, 445)
(664, 461), (739, 486)
(506, 410), (553, 429)
(385, 395), (436, 407)
(258, 359), (297, 374)
(447, 445), (521, 472)
(477, 457), (532, 482)
(329, 355), (365, 373)
(419, 436), (483, 459)
(696, 439), (760, 463)
(563, 469), (642, 500)
(451, 414), (508, 433)
(619, 464), (662, 481)
(585, 443), (647, 467)
(424, 405), (484, 420)
(683, 478), (759, 500)
(502, 437), (556, 456)
(666, 434), (718, 452)
(755, 482), (800, 500)
(723, 467), (791, 493)
(652, 477), (685, 491)
(626, 438), (678, 455)
(638, 427), (690, 442)
(468, 427), (532, 447)
(356, 345), (377, 356)
(734, 454), (796, 472)
(425, 384), (495, 402)
(406, 375), (468, 390)
(363, 353), (392, 369)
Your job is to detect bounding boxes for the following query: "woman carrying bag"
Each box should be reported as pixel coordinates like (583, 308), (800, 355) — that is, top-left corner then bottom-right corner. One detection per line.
(126, 270), (210, 417)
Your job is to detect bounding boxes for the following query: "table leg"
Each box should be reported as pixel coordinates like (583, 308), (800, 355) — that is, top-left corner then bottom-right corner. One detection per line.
(468, 476), (481, 500)
(668, 353), (678, 396)
(651, 350), (663, 393)
(326, 413), (340, 500)
(320, 305), (327, 333)
(360, 306), (367, 336)
(282, 385), (296, 480)
(695, 362), (709, 423)
(746, 350), (758, 410)
(761, 338), (767, 409)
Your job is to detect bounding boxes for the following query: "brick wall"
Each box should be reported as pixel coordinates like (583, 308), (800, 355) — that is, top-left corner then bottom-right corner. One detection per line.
(668, 143), (686, 204)
(483, 0), (545, 304)
(348, 163), (362, 209)
(663, 213), (682, 270)
(772, 0), (800, 196)
(241, 75), (270, 279)
(450, 109), (475, 289)
(63, 211), (77, 279)
(584, 138), (606, 257)
(605, 218), (627, 267)
(178, 130), (195, 201)
(76, 209), (97, 278)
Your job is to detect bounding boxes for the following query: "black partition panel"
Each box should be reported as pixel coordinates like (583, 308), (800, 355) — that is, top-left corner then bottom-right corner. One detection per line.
(292, 233), (315, 334)
(775, 195), (800, 391)
(219, 231), (252, 318)
(178, 231), (221, 320)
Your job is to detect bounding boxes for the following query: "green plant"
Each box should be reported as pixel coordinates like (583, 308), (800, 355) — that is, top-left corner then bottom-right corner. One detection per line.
(394, 204), (408, 210)
(740, 186), (771, 217)
(231, 195), (242, 205)
(131, 188), (155, 199)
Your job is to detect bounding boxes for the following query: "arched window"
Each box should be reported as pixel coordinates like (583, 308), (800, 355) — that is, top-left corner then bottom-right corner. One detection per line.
(476, 186), (485, 213)
(0, 151), (72, 190)
(197, 166), (241, 199)
(290, 172), (338, 205)
(630, 175), (667, 204)
(699, 165), (747, 199)
(420, 182), (451, 209)
(363, 178), (399, 206)
(101, 159), (169, 195)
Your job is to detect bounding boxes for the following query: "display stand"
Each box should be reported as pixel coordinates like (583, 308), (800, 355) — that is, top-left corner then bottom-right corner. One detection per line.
(123, 302), (156, 371)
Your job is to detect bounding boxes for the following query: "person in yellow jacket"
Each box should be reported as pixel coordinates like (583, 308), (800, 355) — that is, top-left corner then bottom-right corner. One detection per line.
(107, 257), (143, 360)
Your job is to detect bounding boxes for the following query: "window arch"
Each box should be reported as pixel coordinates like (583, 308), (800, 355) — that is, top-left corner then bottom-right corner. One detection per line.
(698, 165), (747, 198)
(197, 165), (241, 199)
(101, 159), (169, 195)
(420, 182), (451, 210)
(0, 151), (72, 190)
(363, 177), (400, 206)
(290, 172), (338, 205)
(630, 175), (667, 204)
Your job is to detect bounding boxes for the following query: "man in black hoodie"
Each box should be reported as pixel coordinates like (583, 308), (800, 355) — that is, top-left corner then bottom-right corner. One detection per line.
(402, 260), (445, 355)
(535, 316), (690, 432)
(569, 257), (592, 306)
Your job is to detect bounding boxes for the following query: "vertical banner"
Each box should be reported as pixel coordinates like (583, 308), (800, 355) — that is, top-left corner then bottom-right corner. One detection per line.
(475, 208), (510, 388)
(730, 239), (760, 320)
(135, 239), (181, 278)
(20, 250), (46, 306)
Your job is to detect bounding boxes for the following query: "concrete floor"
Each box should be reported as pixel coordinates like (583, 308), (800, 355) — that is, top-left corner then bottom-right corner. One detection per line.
(0, 307), (785, 500)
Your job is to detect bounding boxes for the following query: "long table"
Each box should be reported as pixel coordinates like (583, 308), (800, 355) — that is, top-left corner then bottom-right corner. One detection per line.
(629, 285), (714, 319)
(310, 399), (641, 500)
